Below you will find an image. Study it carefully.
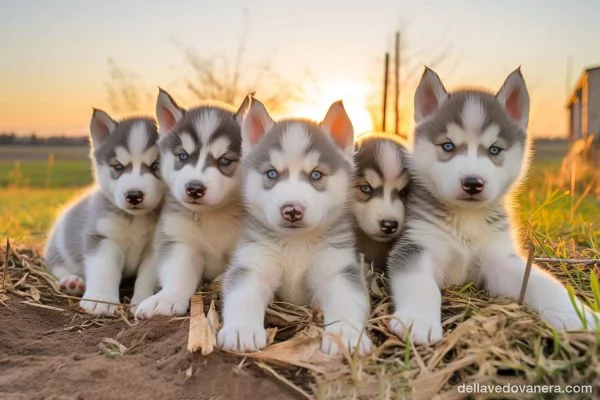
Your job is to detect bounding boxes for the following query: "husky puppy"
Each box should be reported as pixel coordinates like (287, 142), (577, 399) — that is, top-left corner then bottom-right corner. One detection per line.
(388, 67), (599, 344)
(217, 97), (373, 356)
(134, 89), (247, 319)
(45, 110), (165, 315)
(353, 134), (409, 267)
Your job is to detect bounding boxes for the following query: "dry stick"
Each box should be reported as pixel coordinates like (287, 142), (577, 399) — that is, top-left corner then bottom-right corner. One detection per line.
(518, 242), (535, 305)
(2, 238), (10, 292)
(534, 257), (599, 266)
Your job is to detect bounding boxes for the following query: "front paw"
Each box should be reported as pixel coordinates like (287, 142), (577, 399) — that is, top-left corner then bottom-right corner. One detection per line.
(390, 310), (443, 345)
(79, 292), (120, 316)
(321, 322), (373, 356)
(129, 290), (155, 312)
(217, 324), (267, 352)
(59, 275), (86, 296)
(134, 291), (190, 319)
(541, 305), (599, 331)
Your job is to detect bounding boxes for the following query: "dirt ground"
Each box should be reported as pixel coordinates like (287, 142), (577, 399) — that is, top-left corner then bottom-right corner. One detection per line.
(0, 294), (300, 400)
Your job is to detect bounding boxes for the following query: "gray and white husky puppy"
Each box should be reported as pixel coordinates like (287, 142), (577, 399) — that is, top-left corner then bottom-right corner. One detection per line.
(353, 134), (409, 267)
(217, 97), (373, 356)
(45, 110), (166, 315)
(388, 67), (599, 344)
(134, 89), (248, 319)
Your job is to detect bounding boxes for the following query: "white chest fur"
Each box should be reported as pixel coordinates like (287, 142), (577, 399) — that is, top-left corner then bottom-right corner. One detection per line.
(414, 208), (503, 286)
(95, 214), (155, 276)
(272, 238), (319, 305)
(161, 207), (242, 279)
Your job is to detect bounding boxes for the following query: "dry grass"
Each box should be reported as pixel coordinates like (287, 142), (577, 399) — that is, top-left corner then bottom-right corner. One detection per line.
(2, 240), (598, 400)
(1, 149), (599, 399)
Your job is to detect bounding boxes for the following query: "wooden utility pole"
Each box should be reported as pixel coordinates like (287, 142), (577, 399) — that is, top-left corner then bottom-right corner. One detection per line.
(382, 52), (390, 132)
(394, 31), (400, 135)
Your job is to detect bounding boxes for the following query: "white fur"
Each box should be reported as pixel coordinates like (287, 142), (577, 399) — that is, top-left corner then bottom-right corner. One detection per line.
(390, 251), (443, 344)
(461, 97), (486, 133)
(391, 211), (599, 344)
(219, 103), (371, 356)
(245, 124), (350, 235)
(79, 210), (159, 315)
(46, 114), (164, 317)
(135, 196), (243, 319)
(390, 68), (599, 344)
(218, 236), (372, 355)
(95, 135), (163, 214)
(353, 154), (407, 241)
(80, 239), (124, 315)
(128, 122), (150, 154)
(159, 125), (241, 212)
(412, 124), (524, 208)
(378, 141), (404, 182)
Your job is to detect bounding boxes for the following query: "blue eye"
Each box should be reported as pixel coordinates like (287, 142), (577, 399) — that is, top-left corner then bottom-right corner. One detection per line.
(265, 169), (279, 180)
(310, 170), (323, 181)
(219, 157), (232, 166)
(177, 152), (188, 161)
(489, 145), (502, 156)
(441, 142), (455, 152)
(112, 163), (124, 172)
(360, 184), (372, 194)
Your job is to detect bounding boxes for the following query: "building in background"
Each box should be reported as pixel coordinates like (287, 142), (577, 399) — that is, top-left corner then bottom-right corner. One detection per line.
(567, 65), (600, 142)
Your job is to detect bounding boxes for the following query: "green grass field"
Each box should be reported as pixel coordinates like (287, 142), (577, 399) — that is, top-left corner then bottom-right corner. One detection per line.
(0, 145), (92, 188)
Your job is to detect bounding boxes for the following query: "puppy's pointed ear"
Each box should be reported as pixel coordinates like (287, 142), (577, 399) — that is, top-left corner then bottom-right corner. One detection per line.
(234, 91), (254, 126)
(414, 67), (448, 123)
(90, 108), (117, 146)
(156, 88), (184, 134)
(496, 67), (530, 130)
(241, 96), (274, 156)
(320, 100), (354, 156)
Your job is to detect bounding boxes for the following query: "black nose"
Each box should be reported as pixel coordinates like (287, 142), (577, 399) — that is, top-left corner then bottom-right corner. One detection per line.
(185, 181), (206, 199)
(379, 220), (399, 234)
(280, 204), (304, 223)
(125, 190), (144, 206)
(461, 176), (485, 195)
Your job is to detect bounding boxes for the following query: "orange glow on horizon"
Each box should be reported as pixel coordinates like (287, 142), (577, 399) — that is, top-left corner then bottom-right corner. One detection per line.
(284, 80), (375, 137)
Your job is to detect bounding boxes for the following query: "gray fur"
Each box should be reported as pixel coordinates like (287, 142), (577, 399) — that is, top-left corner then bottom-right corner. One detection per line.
(388, 89), (517, 274)
(160, 106), (241, 173)
(225, 118), (365, 303)
(353, 134), (409, 267)
(416, 90), (526, 150)
(45, 116), (163, 282)
(244, 119), (352, 177)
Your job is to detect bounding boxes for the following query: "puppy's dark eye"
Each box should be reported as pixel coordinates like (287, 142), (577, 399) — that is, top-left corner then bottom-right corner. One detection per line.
(219, 157), (232, 166)
(112, 163), (124, 172)
(441, 142), (455, 152)
(265, 169), (279, 180)
(177, 152), (189, 161)
(310, 170), (323, 181)
(360, 184), (372, 194)
(151, 161), (160, 171)
(488, 145), (502, 156)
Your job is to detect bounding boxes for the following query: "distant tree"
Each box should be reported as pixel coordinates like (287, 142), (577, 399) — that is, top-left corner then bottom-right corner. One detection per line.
(0, 133), (16, 145)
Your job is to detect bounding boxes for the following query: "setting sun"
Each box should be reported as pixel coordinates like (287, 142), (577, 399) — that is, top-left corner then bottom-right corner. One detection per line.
(285, 80), (374, 137)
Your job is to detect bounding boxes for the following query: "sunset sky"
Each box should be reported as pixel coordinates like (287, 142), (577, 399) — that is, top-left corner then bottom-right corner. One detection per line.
(1, 0), (599, 138)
